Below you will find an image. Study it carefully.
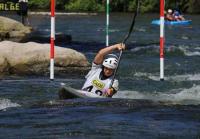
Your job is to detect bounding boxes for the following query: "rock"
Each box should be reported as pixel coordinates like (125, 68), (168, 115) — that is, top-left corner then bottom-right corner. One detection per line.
(0, 16), (32, 42)
(0, 16), (72, 44)
(24, 32), (72, 44)
(0, 41), (90, 76)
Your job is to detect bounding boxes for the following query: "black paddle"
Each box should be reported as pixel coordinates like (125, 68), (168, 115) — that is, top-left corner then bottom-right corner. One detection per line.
(109, 0), (140, 89)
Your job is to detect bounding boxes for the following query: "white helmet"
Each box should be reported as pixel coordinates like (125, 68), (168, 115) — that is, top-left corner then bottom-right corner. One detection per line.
(102, 57), (118, 69)
(168, 9), (173, 13)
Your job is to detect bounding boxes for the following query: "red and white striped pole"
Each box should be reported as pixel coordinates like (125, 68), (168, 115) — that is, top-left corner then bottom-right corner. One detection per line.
(50, 0), (55, 80)
(160, 0), (165, 81)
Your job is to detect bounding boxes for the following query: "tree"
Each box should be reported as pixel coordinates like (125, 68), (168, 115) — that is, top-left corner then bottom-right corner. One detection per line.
(28, 0), (49, 10)
(64, 0), (104, 12)
(186, 0), (200, 13)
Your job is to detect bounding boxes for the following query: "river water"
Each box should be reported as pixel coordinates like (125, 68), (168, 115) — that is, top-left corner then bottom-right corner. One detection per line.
(0, 13), (200, 138)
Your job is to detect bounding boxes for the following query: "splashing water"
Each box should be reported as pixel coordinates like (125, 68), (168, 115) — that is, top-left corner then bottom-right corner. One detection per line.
(0, 99), (21, 111)
(114, 84), (200, 105)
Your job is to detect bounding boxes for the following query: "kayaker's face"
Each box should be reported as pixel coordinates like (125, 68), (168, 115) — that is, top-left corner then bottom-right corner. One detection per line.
(168, 12), (172, 15)
(103, 67), (114, 77)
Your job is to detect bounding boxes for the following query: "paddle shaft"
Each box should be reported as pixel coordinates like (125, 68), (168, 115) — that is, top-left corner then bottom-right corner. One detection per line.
(109, 0), (140, 89)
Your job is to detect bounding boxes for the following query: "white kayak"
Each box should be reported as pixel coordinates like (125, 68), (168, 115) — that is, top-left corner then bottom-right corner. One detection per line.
(58, 85), (105, 99)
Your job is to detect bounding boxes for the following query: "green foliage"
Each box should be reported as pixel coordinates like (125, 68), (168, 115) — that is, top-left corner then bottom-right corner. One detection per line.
(139, 0), (158, 13)
(28, 0), (49, 9)
(109, 0), (129, 12)
(27, 0), (200, 14)
(186, 0), (200, 13)
(56, 0), (69, 10)
(128, 0), (137, 12)
(64, 0), (104, 12)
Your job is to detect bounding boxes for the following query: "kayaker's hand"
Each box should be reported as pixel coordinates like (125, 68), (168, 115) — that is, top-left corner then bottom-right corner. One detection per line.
(104, 88), (115, 97)
(116, 43), (125, 51)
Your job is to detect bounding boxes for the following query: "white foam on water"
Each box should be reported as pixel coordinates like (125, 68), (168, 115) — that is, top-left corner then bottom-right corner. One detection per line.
(115, 85), (200, 105)
(173, 85), (200, 100)
(0, 99), (21, 110)
(120, 71), (200, 104)
(134, 72), (200, 82)
(134, 72), (148, 77)
(146, 75), (160, 81)
(109, 29), (120, 33)
(135, 27), (146, 32)
(166, 45), (200, 57)
(167, 74), (200, 81)
(181, 35), (189, 40)
(134, 72), (163, 81)
(130, 45), (158, 52)
(131, 44), (200, 57)
(158, 85), (200, 104)
(185, 51), (200, 56)
(113, 90), (146, 99)
(178, 45), (200, 56)
(97, 28), (120, 32)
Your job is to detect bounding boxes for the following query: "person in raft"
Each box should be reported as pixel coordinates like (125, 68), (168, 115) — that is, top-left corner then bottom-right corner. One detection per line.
(166, 9), (176, 21)
(82, 43), (125, 97)
(173, 10), (185, 21)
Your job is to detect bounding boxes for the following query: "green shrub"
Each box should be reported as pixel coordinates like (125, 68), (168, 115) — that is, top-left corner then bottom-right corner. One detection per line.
(64, 0), (104, 12)
(28, 0), (49, 9)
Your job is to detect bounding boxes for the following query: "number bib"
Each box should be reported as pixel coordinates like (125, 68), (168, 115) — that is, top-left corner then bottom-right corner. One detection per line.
(82, 68), (111, 96)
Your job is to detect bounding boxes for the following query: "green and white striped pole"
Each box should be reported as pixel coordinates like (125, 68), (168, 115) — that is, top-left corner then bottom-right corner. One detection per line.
(106, 0), (109, 47)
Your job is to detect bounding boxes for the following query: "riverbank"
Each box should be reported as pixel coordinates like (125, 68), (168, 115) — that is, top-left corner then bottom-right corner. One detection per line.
(29, 11), (97, 16)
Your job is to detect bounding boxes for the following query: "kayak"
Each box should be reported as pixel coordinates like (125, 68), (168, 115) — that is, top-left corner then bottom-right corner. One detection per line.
(58, 85), (105, 99)
(151, 19), (192, 25)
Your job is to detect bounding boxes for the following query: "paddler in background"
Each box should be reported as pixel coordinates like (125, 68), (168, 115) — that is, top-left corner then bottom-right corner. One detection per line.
(165, 9), (175, 21)
(18, 0), (30, 26)
(165, 9), (185, 21)
(82, 43), (125, 97)
(173, 10), (185, 21)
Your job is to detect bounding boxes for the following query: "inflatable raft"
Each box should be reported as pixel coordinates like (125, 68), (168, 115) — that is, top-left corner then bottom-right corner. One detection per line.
(151, 19), (192, 25)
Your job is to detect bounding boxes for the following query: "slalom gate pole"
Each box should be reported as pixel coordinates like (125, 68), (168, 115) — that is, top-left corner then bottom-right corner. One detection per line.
(50, 0), (55, 80)
(160, 0), (165, 81)
(109, 0), (140, 88)
(106, 0), (109, 47)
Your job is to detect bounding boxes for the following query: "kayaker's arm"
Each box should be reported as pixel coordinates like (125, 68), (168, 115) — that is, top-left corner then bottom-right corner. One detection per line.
(94, 43), (125, 65)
